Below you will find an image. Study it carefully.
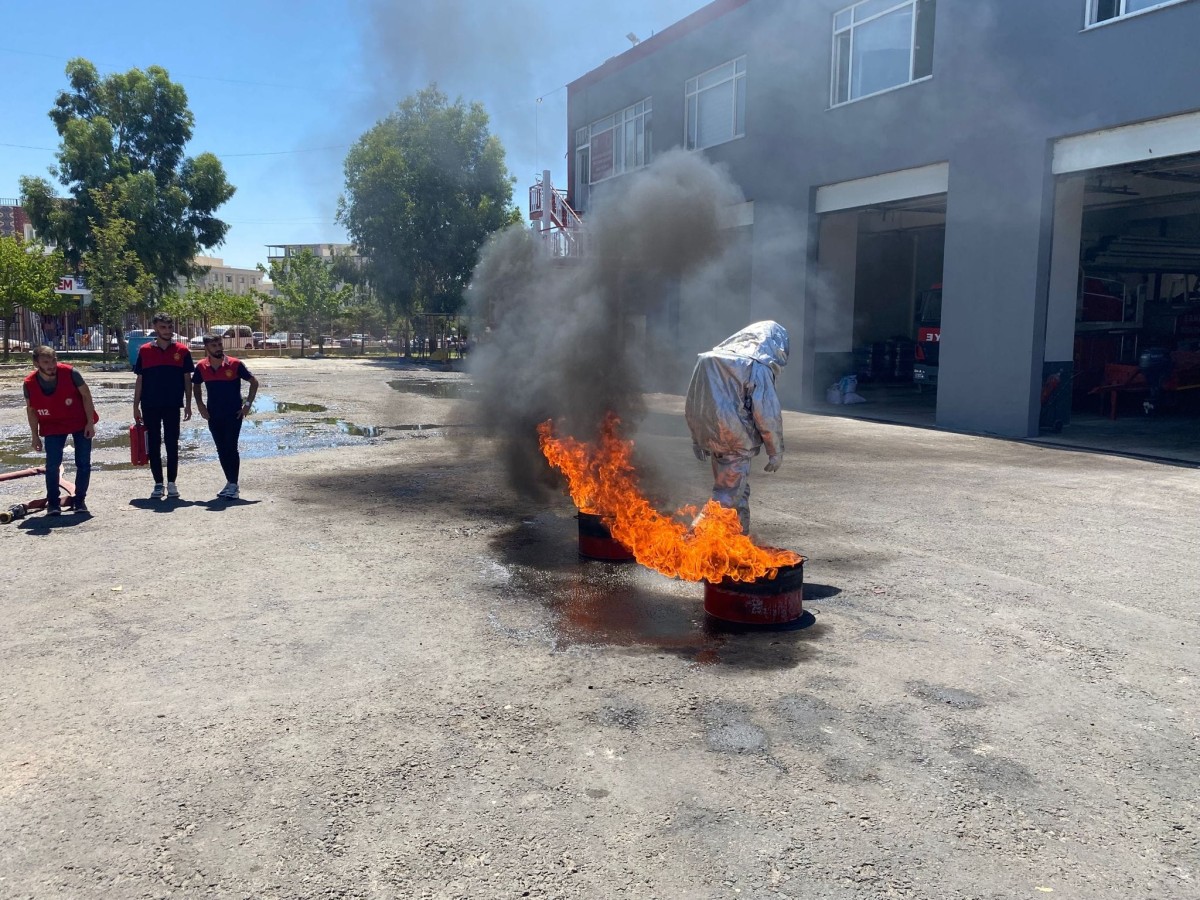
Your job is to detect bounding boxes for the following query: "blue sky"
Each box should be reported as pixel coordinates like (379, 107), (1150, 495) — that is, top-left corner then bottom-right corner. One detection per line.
(0, 0), (706, 270)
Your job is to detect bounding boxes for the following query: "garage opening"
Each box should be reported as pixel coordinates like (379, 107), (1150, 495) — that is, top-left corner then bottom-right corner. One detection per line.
(849, 195), (945, 424)
(1048, 151), (1200, 460)
(814, 190), (946, 428)
(1040, 112), (1200, 461)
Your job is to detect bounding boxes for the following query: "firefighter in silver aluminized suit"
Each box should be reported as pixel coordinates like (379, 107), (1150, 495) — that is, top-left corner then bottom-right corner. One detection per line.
(684, 321), (789, 534)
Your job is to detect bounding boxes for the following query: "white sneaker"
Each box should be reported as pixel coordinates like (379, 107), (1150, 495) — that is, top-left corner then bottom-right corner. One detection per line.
(150, 483), (165, 499)
(166, 482), (180, 498)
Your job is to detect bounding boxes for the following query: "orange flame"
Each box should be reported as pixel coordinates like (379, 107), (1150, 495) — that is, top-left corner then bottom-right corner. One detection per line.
(538, 414), (801, 583)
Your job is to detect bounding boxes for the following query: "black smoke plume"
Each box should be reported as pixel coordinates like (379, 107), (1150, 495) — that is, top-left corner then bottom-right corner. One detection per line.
(467, 149), (745, 498)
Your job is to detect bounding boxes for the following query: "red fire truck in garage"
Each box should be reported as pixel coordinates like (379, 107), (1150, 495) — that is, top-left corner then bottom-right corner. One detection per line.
(912, 283), (941, 386)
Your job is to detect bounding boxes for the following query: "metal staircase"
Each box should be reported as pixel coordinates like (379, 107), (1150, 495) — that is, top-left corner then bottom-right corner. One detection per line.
(529, 170), (587, 258)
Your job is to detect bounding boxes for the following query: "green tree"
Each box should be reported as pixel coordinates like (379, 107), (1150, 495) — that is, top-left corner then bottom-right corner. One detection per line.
(163, 284), (258, 336)
(84, 188), (153, 359)
(0, 235), (68, 361)
(330, 249), (385, 353)
(338, 85), (520, 332)
(220, 289), (261, 330)
(262, 249), (351, 357)
(19, 58), (235, 295)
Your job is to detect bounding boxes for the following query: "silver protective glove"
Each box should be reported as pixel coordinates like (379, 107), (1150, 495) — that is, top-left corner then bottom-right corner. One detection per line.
(764, 454), (782, 473)
(692, 443), (710, 461)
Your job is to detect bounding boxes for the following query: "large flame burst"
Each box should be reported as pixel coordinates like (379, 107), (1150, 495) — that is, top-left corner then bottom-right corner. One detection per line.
(538, 414), (801, 583)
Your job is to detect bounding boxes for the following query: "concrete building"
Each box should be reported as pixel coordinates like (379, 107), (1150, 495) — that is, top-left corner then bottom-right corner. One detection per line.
(265, 243), (355, 262)
(185, 256), (267, 295)
(556, 0), (1200, 438)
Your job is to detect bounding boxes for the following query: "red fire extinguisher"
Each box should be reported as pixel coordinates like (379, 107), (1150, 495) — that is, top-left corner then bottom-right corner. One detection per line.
(129, 422), (149, 466)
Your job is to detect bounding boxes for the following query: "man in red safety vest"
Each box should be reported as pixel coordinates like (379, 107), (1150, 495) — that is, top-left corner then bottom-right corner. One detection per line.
(23, 345), (99, 516)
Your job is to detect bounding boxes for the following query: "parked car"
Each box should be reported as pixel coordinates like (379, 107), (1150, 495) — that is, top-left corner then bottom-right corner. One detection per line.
(263, 331), (309, 349)
(252, 331), (266, 348)
(211, 324), (255, 350)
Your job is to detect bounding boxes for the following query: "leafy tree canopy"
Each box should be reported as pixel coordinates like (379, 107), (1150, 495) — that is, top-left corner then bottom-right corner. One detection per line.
(0, 235), (68, 360)
(84, 187), (154, 359)
(262, 249), (352, 356)
(338, 85), (520, 320)
(19, 58), (235, 294)
(163, 284), (261, 334)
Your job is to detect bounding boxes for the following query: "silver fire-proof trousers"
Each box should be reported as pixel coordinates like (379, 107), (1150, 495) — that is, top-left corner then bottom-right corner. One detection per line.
(711, 453), (753, 534)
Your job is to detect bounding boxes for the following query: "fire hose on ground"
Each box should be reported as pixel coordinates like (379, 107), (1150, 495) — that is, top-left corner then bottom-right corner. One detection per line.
(0, 466), (76, 524)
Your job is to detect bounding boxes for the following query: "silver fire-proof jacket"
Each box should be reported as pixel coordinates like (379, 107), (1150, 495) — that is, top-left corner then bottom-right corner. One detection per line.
(684, 321), (789, 458)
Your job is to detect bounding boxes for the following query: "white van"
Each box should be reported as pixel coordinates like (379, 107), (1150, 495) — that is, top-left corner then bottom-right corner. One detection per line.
(211, 325), (255, 350)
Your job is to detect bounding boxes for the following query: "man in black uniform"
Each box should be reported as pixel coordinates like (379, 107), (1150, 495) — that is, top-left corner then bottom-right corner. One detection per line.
(192, 332), (259, 500)
(133, 312), (193, 499)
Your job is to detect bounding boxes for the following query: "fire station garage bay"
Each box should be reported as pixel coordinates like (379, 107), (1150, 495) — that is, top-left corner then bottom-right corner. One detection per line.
(559, 0), (1200, 459)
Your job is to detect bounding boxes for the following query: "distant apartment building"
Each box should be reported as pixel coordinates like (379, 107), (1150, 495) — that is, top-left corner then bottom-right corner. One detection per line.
(184, 256), (267, 295)
(265, 243), (355, 262)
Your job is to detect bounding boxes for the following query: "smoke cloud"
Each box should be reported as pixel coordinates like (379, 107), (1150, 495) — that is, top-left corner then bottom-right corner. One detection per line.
(466, 149), (747, 498)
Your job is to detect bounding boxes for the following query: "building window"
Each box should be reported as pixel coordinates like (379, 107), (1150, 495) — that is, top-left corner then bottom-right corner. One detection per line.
(576, 98), (652, 184)
(226, 274), (232, 283)
(832, 0), (936, 106)
(686, 57), (747, 150)
(1087, 0), (1191, 25)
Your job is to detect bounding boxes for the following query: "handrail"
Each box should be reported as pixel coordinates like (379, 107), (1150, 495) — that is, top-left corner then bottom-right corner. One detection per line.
(529, 179), (587, 258)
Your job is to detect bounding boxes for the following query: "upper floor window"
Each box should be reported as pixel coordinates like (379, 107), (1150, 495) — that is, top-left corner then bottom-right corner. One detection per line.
(832, 0), (936, 106)
(686, 57), (747, 150)
(1087, 0), (1191, 25)
(576, 98), (652, 184)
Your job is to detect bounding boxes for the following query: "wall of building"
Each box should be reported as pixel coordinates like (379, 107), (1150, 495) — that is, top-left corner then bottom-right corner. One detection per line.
(565, 0), (1200, 436)
(185, 256), (267, 296)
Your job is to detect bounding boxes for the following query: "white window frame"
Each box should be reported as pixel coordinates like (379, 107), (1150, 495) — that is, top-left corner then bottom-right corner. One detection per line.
(685, 56), (747, 151)
(575, 98), (653, 185)
(1085, 0), (1194, 27)
(830, 0), (934, 108)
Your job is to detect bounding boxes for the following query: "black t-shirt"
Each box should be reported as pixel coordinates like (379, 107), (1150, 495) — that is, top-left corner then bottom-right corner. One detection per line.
(22, 368), (84, 400)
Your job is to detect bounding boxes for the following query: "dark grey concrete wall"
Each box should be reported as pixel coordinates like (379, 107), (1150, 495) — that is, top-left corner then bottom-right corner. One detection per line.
(566, 0), (1200, 435)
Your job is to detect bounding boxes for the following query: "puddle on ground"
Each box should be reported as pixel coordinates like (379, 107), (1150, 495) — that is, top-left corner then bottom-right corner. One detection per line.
(388, 380), (478, 400)
(250, 393), (329, 415)
(273, 401), (328, 414)
(0, 413), (387, 472)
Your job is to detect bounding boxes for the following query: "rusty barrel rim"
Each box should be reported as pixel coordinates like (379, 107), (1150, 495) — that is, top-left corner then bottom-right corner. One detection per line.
(712, 558), (806, 595)
(704, 557), (805, 625)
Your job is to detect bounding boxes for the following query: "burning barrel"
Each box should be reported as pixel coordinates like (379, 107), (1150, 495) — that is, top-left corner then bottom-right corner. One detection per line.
(703, 558), (805, 625)
(577, 512), (635, 562)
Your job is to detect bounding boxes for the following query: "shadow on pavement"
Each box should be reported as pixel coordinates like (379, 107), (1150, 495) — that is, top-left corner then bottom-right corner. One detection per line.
(16, 513), (91, 534)
(197, 498), (262, 511)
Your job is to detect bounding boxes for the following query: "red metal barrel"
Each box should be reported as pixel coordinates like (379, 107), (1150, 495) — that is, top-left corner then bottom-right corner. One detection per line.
(703, 559), (805, 625)
(577, 512), (635, 562)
